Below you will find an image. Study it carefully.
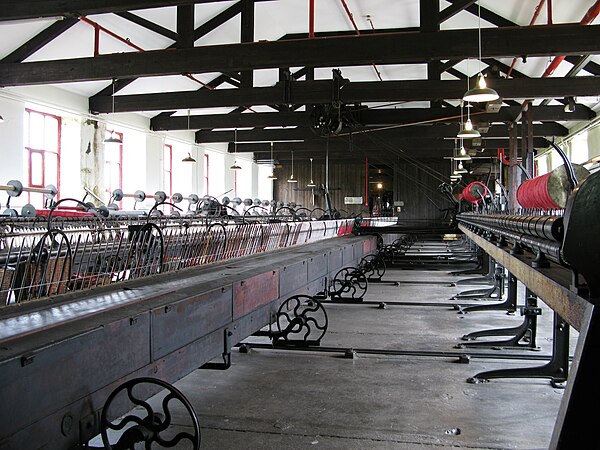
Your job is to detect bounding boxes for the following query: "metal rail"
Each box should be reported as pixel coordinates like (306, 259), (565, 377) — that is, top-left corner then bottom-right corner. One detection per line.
(0, 215), (355, 307)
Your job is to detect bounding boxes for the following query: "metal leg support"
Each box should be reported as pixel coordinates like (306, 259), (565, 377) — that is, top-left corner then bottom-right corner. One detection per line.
(467, 312), (569, 387)
(455, 256), (495, 285)
(457, 271), (516, 314)
(458, 289), (541, 348)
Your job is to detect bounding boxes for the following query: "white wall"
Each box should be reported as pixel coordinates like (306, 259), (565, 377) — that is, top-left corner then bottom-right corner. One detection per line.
(0, 87), (271, 212)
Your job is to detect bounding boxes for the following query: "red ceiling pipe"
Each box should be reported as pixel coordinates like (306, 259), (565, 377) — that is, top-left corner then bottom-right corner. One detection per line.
(80, 16), (219, 92)
(339, 0), (383, 81)
(80, 16), (145, 52)
(365, 157), (369, 207)
(542, 0), (600, 77)
(506, 0), (546, 78)
(309, 0), (315, 38)
(339, 0), (360, 33)
(547, 0), (553, 24)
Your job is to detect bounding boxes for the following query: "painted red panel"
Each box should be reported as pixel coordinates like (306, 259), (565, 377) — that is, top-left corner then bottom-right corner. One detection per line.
(233, 270), (279, 319)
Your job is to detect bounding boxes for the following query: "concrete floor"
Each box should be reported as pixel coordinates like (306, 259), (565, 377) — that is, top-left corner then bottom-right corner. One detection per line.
(98, 259), (576, 449)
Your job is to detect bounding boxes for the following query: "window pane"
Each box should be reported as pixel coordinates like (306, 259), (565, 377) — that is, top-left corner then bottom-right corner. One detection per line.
(23, 112), (30, 147)
(29, 112), (45, 149)
(44, 116), (59, 152)
(30, 152), (44, 186)
(45, 153), (58, 187)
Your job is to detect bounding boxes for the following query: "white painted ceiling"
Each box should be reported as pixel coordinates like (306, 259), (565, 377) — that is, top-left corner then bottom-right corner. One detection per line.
(1, 0), (599, 118)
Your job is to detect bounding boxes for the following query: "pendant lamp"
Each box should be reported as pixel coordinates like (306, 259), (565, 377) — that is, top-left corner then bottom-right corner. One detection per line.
(307, 157), (316, 187)
(267, 142), (278, 179)
(104, 79), (123, 144)
(230, 128), (242, 170)
(462, 2), (499, 103)
(287, 151), (298, 183)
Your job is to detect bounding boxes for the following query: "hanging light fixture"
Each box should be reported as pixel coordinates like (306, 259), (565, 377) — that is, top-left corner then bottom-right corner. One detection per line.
(267, 142), (278, 180)
(287, 151), (298, 183)
(182, 152), (196, 163)
(457, 100), (480, 139)
(454, 161), (468, 174)
(182, 109), (196, 162)
(463, 2), (499, 103)
(104, 79), (123, 144)
(307, 157), (316, 187)
(230, 128), (242, 170)
(454, 139), (472, 161)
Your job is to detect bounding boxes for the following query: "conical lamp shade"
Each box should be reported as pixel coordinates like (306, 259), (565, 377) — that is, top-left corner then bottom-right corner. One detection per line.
(463, 74), (499, 103)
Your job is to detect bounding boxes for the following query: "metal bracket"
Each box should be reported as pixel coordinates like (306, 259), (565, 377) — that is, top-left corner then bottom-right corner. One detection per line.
(200, 328), (232, 370)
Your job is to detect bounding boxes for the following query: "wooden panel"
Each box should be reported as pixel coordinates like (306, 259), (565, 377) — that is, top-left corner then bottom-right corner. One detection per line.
(280, 260), (308, 296)
(152, 286), (233, 359)
(233, 270), (279, 319)
(274, 160), (367, 217)
(0, 315), (150, 441)
(342, 244), (354, 265)
(328, 247), (343, 272)
(307, 253), (328, 282)
(393, 159), (452, 221)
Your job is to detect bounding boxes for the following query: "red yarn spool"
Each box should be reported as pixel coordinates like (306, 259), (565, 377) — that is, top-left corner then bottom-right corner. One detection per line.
(462, 182), (487, 204)
(516, 173), (560, 210)
(517, 164), (590, 210)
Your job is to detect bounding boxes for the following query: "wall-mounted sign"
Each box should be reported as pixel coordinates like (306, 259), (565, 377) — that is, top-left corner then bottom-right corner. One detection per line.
(394, 201), (405, 207)
(344, 197), (363, 205)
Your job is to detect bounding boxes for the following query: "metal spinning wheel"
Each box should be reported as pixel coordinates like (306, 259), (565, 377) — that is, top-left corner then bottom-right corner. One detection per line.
(275, 295), (328, 346)
(330, 267), (368, 301)
(100, 377), (201, 450)
(359, 254), (386, 281)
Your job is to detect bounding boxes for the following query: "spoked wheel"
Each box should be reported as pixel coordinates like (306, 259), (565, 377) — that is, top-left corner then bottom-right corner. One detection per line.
(359, 254), (386, 281)
(330, 267), (368, 301)
(100, 377), (201, 450)
(275, 295), (328, 345)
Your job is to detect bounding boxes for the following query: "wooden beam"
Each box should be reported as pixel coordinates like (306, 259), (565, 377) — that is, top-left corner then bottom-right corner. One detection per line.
(196, 123), (566, 144)
(90, 76), (600, 113)
(0, 0), (271, 22)
(177, 4), (195, 48)
(151, 105), (593, 131)
(2, 24), (599, 86)
(232, 137), (550, 154)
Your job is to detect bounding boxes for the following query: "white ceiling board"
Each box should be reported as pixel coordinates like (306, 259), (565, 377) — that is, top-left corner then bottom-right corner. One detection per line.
(116, 75), (203, 95)
(255, 0), (307, 40)
(0, 18), (57, 60)
(194, 1), (238, 28)
(378, 64), (428, 81)
(347, 0), (420, 29)
(195, 14), (241, 46)
(50, 80), (112, 98)
(24, 21), (96, 61)
(131, 6), (177, 32)
(253, 68), (280, 87)
(172, 107), (237, 116)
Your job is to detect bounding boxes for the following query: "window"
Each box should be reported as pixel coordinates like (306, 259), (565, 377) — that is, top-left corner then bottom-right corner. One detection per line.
(162, 144), (173, 213)
(104, 131), (123, 206)
(163, 144), (173, 196)
(23, 109), (61, 207)
(203, 153), (209, 196)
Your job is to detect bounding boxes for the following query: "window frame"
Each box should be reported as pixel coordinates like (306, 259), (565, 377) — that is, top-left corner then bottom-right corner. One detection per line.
(24, 108), (62, 205)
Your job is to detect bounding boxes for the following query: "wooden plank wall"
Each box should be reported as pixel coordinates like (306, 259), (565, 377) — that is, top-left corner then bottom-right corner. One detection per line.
(393, 159), (453, 221)
(273, 160), (368, 216)
(273, 158), (453, 220)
